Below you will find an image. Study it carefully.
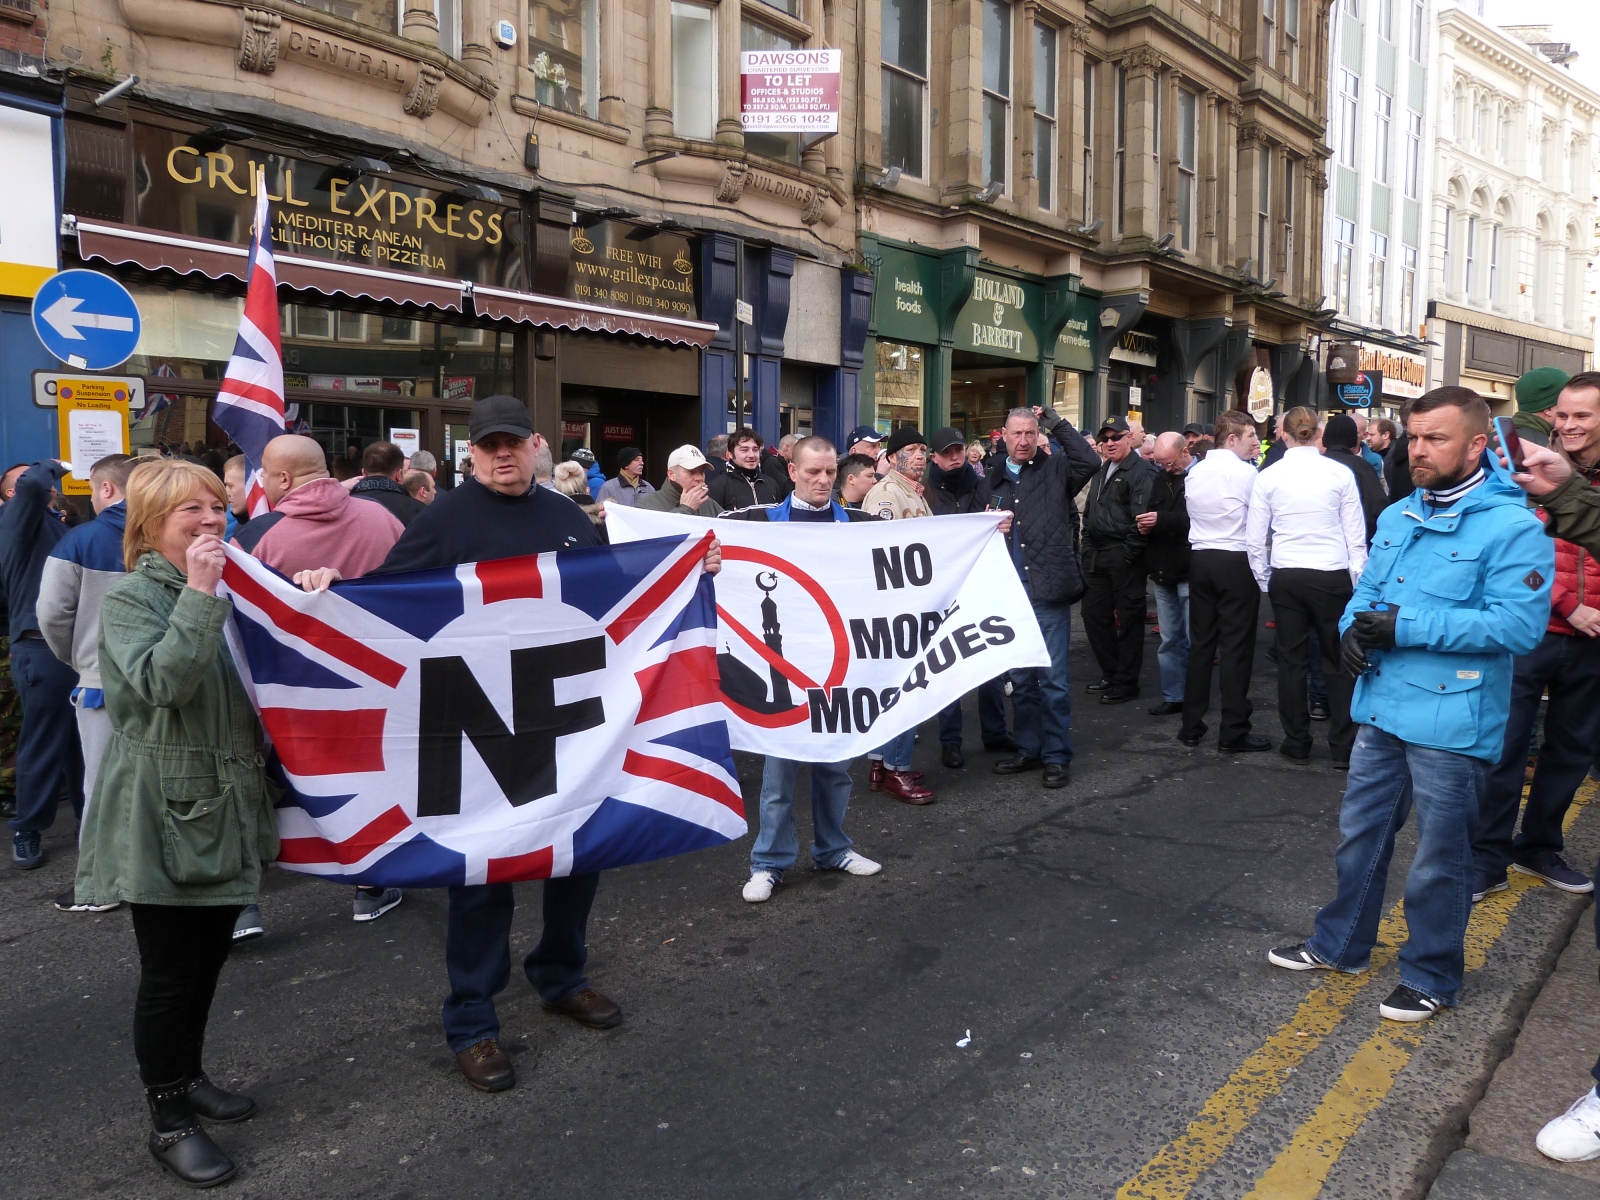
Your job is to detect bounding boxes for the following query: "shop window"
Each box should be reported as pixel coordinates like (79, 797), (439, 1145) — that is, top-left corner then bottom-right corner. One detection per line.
(672, 2), (717, 140)
(982, 0), (1011, 194)
(1034, 22), (1057, 211)
(337, 312), (369, 343)
(1051, 369), (1081, 429)
(293, 306), (333, 340)
(529, 0), (600, 119)
(875, 342), (924, 432)
(301, 0), (395, 34)
(742, 20), (801, 164)
(882, 0), (928, 179)
(382, 316), (421, 344)
(1176, 87), (1197, 250)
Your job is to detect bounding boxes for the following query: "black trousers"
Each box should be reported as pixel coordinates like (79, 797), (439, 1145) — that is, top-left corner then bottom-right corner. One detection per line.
(1082, 550), (1148, 690)
(1268, 568), (1356, 761)
(1180, 550), (1260, 744)
(130, 904), (242, 1087)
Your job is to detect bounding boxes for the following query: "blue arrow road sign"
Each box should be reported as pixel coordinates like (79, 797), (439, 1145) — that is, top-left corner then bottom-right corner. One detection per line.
(31, 269), (143, 371)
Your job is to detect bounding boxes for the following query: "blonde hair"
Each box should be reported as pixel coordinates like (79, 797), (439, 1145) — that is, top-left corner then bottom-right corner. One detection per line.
(123, 459), (227, 571)
(552, 461), (589, 498)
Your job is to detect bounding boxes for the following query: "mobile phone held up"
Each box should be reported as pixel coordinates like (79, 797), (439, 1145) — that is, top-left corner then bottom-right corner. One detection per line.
(1492, 416), (1526, 473)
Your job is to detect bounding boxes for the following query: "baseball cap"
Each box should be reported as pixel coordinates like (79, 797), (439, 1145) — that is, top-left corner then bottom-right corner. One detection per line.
(570, 447), (596, 466)
(929, 426), (968, 453)
(1182, 422), (1211, 437)
(469, 394), (534, 442)
(847, 424), (884, 446)
(886, 427), (928, 455)
(1098, 415), (1131, 438)
(667, 444), (711, 471)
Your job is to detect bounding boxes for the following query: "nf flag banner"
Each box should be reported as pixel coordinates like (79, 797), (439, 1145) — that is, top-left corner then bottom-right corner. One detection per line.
(607, 509), (1049, 759)
(216, 533), (744, 888)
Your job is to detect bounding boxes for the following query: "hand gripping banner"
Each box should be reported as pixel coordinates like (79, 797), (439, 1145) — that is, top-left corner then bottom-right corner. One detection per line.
(217, 535), (744, 887)
(607, 509), (1050, 758)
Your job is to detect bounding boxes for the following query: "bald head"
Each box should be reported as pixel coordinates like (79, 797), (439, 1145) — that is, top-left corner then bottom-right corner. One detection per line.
(1151, 430), (1192, 475)
(261, 435), (329, 507)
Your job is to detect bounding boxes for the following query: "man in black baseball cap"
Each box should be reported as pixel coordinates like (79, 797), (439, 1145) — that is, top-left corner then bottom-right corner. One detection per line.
(846, 425), (884, 459)
(1082, 412), (1158, 704)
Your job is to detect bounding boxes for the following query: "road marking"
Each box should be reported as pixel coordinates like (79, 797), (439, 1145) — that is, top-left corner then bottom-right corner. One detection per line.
(1118, 782), (1594, 1200)
(1238, 784), (1595, 1199)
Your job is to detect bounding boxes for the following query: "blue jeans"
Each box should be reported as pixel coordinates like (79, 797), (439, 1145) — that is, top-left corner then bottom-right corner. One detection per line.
(938, 676), (1009, 747)
(1152, 581), (1190, 703)
(1009, 599), (1074, 766)
(1307, 725), (1484, 1006)
(7, 638), (82, 833)
(442, 874), (599, 1052)
(873, 727), (916, 770)
(751, 757), (854, 874)
(1476, 630), (1600, 877)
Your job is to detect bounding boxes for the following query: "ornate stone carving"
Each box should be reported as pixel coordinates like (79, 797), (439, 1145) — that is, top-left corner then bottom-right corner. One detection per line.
(1226, 101), (1243, 124)
(715, 161), (748, 203)
(1238, 121), (1269, 147)
(1066, 21), (1090, 45)
(1121, 46), (1164, 77)
(800, 187), (825, 226)
(238, 7), (281, 74)
(403, 61), (445, 118)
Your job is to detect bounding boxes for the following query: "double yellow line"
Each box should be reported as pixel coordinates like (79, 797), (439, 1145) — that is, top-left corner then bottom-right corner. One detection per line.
(1118, 784), (1594, 1200)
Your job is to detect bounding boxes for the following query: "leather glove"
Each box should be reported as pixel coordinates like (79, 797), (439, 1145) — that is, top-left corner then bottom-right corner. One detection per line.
(1352, 606), (1400, 651)
(1340, 627), (1370, 678)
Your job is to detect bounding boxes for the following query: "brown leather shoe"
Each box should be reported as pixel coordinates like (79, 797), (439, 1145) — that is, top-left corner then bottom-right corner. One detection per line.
(868, 759), (885, 791)
(883, 770), (934, 804)
(542, 987), (623, 1029)
(455, 1038), (515, 1092)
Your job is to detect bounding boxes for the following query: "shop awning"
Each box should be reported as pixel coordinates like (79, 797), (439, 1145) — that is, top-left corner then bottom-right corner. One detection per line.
(473, 284), (718, 347)
(72, 219), (467, 312)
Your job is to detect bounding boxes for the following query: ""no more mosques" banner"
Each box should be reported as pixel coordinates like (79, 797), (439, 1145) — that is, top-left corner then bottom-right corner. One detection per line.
(607, 509), (1049, 759)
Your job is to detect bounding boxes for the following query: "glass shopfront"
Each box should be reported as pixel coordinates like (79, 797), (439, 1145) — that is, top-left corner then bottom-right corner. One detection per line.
(874, 340), (925, 433)
(127, 286), (512, 486)
(950, 353), (1026, 448)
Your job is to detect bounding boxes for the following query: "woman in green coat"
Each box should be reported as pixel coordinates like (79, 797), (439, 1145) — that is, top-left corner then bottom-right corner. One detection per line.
(75, 458), (278, 1188)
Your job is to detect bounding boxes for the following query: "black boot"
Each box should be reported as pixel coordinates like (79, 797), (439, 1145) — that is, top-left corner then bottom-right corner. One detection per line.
(145, 1081), (237, 1188)
(183, 1073), (256, 1123)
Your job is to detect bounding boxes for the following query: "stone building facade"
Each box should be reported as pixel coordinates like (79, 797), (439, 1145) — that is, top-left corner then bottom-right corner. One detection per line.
(1424, 6), (1596, 407)
(856, 0), (1335, 439)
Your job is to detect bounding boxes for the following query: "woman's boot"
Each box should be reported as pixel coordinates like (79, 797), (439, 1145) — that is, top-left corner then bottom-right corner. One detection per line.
(145, 1081), (237, 1187)
(183, 1073), (256, 1123)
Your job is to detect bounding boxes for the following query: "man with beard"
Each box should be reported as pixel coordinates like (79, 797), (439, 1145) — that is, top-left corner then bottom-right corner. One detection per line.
(1269, 387), (1551, 1025)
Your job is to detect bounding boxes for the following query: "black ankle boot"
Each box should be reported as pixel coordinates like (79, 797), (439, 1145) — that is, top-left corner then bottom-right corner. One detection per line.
(183, 1073), (256, 1123)
(145, 1081), (237, 1188)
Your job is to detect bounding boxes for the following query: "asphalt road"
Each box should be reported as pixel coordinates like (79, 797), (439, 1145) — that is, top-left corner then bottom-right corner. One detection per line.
(2, 613), (1592, 1200)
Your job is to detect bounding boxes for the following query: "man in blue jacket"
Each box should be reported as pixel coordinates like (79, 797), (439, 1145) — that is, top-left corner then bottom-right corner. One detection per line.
(1269, 387), (1553, 1023)
(38, 453), (136, 906)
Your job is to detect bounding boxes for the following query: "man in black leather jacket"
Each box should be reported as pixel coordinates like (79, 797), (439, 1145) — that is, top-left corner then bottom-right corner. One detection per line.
(985, 407), (1100, 788)
(709, 426), (781, 510)
(1081, 416), (1159, 704)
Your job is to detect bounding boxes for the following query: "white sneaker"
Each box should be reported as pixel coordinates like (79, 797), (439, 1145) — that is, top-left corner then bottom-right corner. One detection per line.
(830, 851), (881, 877)
(743, 870), (779, 902)
(1537, 1087), (1600, 1162)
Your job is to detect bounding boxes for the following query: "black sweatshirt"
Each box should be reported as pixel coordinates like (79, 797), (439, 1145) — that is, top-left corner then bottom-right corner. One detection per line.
(378, 476), (598, 573)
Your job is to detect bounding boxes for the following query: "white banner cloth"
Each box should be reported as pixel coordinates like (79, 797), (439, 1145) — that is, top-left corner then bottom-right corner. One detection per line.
(607, 508), (1049, 759)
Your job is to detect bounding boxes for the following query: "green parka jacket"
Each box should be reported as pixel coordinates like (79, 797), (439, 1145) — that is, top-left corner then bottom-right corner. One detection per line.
(75, 552), (278, 906)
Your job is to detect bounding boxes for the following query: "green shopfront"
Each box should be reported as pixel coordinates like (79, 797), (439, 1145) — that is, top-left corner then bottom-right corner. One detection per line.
(861, 235), (1098, 447)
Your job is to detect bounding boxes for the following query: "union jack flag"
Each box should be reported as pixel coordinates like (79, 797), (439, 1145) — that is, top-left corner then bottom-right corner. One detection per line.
(218, 531), (743, 887)
(213, 175), (286, 517)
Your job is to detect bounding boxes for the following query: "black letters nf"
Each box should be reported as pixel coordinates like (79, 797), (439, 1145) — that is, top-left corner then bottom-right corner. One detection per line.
(416, 639), (607, 817)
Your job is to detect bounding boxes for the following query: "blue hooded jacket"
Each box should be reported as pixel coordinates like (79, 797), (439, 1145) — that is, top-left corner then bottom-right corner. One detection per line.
(1340, 468), (1552, 761)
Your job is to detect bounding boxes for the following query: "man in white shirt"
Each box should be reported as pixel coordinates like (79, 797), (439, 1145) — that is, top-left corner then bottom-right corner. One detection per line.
(1180, 410), (1270, 752)
(1248, 406), (1368, 766)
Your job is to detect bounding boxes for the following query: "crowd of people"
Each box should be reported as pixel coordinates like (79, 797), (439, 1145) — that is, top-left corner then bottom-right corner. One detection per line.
(7, 365), (1600, 1182)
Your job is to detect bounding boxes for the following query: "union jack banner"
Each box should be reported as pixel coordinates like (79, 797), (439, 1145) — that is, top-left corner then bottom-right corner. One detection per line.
(217, 532), (744, 887)
(212, 174), (286, 517)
